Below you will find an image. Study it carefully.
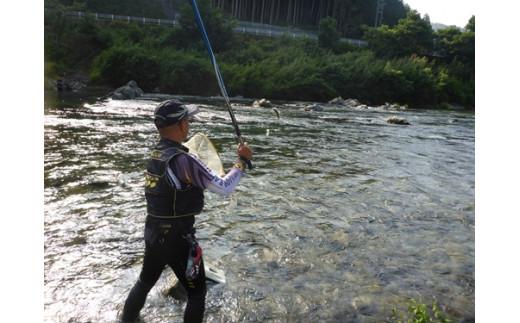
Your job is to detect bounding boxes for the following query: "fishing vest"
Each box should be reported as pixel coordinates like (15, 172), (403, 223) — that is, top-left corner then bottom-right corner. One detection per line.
(145, 139), (204, 219)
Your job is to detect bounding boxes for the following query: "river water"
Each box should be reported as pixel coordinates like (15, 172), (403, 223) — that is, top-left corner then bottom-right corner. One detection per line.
(44, 91), (474, 322)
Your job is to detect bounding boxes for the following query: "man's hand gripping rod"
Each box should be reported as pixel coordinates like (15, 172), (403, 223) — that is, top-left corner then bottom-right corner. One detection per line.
(189, 0), (253, 170)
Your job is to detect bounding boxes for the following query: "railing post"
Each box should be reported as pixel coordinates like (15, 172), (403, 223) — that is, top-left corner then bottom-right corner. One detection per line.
(158, 18), (161, 26)
(128, 16), (130, 23)
(111, 14), (114, 21)
(95, 13), (98, 20)
(143, 17), (145, 24)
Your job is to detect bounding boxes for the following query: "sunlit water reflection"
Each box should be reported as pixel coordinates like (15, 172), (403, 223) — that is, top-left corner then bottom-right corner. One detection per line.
(44, 91), (474, 322)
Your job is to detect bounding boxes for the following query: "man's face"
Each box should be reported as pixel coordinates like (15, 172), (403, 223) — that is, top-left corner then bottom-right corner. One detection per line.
(180, 118), (190, 141)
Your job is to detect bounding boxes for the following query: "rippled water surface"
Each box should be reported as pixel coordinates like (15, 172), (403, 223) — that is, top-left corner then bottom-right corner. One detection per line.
(44, 91), (474, 322)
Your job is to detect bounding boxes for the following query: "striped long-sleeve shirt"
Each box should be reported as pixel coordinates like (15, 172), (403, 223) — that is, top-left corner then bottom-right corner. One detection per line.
(166, 152), (243, 197)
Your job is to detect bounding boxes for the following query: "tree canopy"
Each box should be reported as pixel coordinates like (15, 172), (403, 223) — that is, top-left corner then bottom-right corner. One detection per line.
(318, 17), (340, 51)
(45, 1), (475, 108)
(45, 0), (409, 38)
(176, 0), (237, 52)
(363, 10), (434, 58)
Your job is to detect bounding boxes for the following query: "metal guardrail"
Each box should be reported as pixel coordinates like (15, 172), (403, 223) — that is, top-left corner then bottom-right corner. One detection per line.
(56, 10), (367, 47)
(64, 10), (177, 26)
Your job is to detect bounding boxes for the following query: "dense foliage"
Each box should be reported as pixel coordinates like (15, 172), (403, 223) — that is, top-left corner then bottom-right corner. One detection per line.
(176, 1), (237, 52)
(209, 0), (409, 38)
(318, 17), (341, 51)
(45, 0), (408, 38)
(45, 0), (168, 18)
(44, 2), (475, 108)
(364, 11), (475, 107)
(364, 11), (434, 58)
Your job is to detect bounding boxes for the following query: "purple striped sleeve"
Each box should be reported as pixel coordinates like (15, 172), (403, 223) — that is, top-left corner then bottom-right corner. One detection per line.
(170, 153), (216, 189)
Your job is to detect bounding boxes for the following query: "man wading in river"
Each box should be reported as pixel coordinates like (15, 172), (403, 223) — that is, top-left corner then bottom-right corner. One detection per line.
(120, 99), (253, 323)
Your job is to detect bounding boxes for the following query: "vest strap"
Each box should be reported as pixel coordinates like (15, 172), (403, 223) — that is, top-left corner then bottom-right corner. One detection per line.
(147, 212), (199, 219)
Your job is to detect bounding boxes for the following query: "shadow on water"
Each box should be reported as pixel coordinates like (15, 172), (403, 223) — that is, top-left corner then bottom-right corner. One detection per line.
(44, 93), (474, 322)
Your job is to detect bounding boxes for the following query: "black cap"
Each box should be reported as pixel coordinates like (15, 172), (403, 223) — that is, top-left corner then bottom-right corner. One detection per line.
(153, 99), (200, 129)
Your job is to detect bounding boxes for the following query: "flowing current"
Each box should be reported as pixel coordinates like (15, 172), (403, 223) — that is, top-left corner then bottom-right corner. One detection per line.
(44, 91), (474, 322)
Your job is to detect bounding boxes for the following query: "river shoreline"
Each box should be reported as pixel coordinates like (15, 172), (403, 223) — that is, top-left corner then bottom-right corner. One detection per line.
(44, 80), (475, 114)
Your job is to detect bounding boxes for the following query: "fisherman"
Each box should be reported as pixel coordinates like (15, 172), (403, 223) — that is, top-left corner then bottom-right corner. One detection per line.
(120, 99), (253, 323)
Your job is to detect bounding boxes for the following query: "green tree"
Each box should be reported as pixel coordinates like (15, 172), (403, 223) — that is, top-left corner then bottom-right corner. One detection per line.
(177, 0), (236, 52)
(434, 19), (474, 79)
(318, 17), (340, 51)
(90, 45), (161, 90)
(434, 27), (463, 59)
(364, 10), (434, 58)
(44, 14), (109, 74)
(465, 15), (475, 32)
(158, 50), (215, 95)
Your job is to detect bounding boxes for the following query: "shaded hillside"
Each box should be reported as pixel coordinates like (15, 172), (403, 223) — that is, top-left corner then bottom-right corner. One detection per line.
(45, 0), (408, 37)
(210, 0), (408, 37)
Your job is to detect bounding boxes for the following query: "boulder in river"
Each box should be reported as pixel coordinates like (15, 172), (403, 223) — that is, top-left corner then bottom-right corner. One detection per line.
(390, 103), (407, 110)
(304, 104), (324, 112)
(376, 102), (407, 110)
(374, 103), (390, 110)
(344, 98), (361, 107)
(56, 79), (70, 92)
(328, 96), (345, 105)
(386, 116), (410, 125)
(328, 97), (361, 108)
(111, 80), (144, 100)
(55, 78), (87, 92)
(253, 98), (273, 108)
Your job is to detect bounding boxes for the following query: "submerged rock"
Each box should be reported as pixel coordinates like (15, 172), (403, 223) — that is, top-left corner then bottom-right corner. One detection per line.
(111, 80), (144, 100)
(209, 115), (227, 121)
(386, 116), (410, 125)
(352, 295), (378, 316)
(87, 181), (112, 189)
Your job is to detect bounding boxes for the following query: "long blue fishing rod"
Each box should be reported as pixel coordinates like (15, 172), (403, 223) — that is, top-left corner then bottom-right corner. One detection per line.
(189, 0), (253, 169)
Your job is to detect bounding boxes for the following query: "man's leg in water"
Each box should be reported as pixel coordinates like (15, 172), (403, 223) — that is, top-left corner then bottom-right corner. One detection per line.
(121, 245), (164, 321)
(168, 245), (207, 323)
